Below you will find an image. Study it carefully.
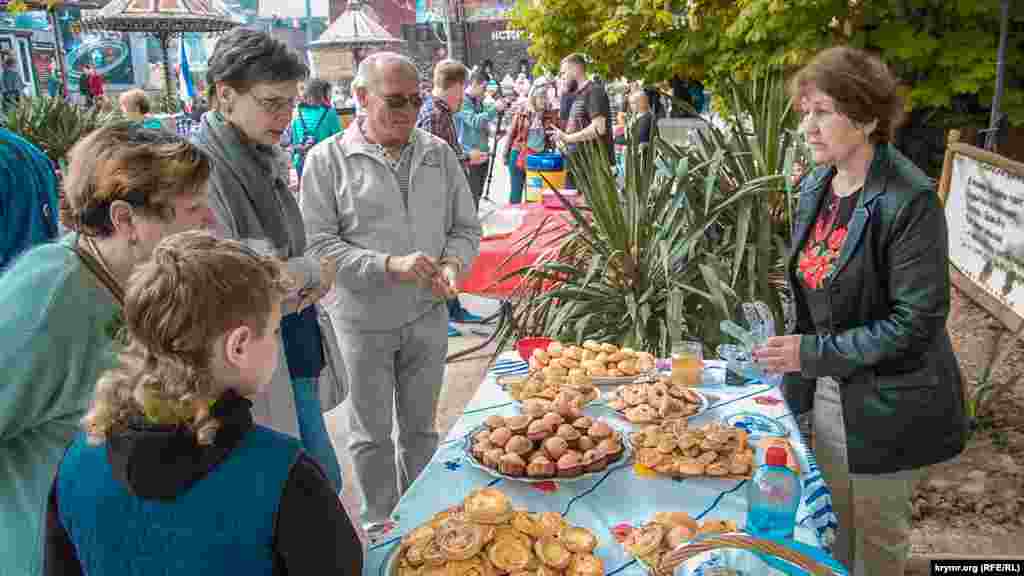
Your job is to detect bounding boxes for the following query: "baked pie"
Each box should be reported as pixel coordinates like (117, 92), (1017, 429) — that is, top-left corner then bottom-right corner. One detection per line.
(391, 491), (601, 576)
(621, 512), (739, 575)
(629, 421), (755, 479)
(465, 488), (513, 525)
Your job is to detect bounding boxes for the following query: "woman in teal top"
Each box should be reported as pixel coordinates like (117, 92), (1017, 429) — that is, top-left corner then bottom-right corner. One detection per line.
(288, 78), (341, 179)
(0, 122), (215, 576)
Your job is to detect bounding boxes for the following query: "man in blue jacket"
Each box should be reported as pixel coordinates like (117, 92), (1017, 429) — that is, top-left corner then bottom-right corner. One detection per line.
(455, 69), (505, 207)
(1, 127), (59, 270)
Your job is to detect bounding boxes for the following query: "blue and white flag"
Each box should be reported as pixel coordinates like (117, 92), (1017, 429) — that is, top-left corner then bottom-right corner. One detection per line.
(178, 38), (195, 113)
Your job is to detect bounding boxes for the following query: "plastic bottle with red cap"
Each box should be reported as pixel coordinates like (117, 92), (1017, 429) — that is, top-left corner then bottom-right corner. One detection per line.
(746, 446), (802, 540)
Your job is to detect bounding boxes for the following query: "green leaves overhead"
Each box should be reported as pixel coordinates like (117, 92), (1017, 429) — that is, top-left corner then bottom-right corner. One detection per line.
(510, 0), (1024, 125)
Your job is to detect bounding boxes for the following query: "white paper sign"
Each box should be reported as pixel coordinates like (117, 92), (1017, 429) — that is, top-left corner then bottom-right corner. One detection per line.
(945, 153), (1024, 321)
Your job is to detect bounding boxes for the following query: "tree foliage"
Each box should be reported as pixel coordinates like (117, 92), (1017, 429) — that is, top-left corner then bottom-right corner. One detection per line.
(509, 0), (1024, 125)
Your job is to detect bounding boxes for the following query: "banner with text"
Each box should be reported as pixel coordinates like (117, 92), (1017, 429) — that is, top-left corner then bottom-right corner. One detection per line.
(944, 150), (1024, 324)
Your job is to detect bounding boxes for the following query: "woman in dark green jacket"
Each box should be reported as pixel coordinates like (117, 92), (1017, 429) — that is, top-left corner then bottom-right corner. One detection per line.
(753, 47), (967, 576)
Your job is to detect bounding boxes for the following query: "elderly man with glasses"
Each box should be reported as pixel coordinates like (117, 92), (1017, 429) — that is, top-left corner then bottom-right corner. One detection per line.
(301, 52), (481, 538)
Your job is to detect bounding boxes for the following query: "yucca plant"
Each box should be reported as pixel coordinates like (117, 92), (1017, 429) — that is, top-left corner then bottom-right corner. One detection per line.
(3, 96), (120, 166)
(494, 68), (807, 355)
(660, 68), (807, 336)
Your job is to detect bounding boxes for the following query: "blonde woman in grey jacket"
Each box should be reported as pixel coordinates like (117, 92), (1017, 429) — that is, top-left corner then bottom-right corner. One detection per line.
(301, 52), (481, 536)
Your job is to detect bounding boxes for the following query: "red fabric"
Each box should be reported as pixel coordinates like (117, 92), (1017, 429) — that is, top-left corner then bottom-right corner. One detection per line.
(87, 72), (104, 97)
(458, 205), (573, 298)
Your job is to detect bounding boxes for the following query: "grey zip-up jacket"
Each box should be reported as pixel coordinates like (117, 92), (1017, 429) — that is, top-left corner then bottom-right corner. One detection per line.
(300, 125), (481, 331)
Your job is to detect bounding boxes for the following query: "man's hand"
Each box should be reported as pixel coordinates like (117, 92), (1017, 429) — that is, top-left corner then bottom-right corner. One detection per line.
(429, 261), (459, 299)
(387, 252), (440, 284)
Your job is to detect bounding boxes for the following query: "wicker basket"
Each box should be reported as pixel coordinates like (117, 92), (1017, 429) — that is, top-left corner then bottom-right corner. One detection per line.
(658, 533), (845, 576)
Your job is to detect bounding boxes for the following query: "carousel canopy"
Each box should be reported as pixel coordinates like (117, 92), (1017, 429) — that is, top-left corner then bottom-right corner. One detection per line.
(309, 0), (402, 51)
(82, 0), (242, 34)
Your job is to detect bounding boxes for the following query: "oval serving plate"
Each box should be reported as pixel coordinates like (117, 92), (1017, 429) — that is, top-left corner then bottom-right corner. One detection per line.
(462, 424), (633, 483)
(722, 412), (789, 438)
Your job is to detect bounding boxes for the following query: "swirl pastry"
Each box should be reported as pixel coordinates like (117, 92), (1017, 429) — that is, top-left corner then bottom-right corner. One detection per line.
(486, 537), (532, 573)
(560, 526), (598, 553)
(567, 553), (604, 576)
(499, 453), (526, 476)
(422, 539), (449, 567)
(534, 537), (572, 569)
(436, 520), (487, 561)
(624, 523), (664, 557)
(465, 488), (512, 525)
(484, 415), (506, 430)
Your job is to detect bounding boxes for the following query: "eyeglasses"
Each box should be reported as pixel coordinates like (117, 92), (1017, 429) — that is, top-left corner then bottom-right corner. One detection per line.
(799, 108), (838, 127)
(373, 92), (424, 111)
(251, 94), (298, 116)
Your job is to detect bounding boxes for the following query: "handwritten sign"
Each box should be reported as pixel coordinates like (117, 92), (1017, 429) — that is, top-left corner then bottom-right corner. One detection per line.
(941, 136), (1024, 329)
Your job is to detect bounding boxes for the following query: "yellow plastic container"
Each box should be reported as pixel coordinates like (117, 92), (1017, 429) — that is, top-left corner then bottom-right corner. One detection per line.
(525, 153), (567, 203)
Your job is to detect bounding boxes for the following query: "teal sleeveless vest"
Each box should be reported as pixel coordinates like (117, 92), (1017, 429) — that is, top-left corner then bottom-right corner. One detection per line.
(57, 426), (300, 575)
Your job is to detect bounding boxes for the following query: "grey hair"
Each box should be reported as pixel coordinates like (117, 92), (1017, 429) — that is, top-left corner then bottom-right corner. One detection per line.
(354, 52), (419, 93)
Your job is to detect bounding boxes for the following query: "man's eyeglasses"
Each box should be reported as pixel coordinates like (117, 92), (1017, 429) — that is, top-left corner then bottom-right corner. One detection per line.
(374, 92), (424, 111)
(251, 94), (298, 116)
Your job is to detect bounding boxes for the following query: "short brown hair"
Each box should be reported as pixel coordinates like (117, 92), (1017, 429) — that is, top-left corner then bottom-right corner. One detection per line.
(119, 88), (151, 115)
(82, 231), (291, 446)
(433, 59), (467, 91)
(789, 46), (904, 144)
(62, 122), (211, 236)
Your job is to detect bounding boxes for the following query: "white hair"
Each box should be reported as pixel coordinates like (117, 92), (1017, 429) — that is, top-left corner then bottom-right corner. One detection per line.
(355, 52), (418, 93)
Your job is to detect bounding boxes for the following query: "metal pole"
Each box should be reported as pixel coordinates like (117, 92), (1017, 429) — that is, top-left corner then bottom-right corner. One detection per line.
(986, 0), (1010, 151)
(445, 0), (454, 60)
(304, 0), (314, 58)
(47, 8), (68, 98)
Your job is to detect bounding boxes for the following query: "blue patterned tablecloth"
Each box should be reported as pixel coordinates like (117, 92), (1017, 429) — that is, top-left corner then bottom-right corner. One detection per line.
(363, 353), (838, 576)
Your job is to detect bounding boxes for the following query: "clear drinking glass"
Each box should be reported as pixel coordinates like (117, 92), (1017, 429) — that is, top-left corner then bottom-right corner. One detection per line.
(671, 340), (704, 387)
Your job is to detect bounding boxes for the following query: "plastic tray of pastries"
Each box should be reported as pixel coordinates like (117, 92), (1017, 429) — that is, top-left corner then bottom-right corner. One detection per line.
(527, 340), (657, 387)
(464, 409), (631, 482)
(619, 512), (740, 576)
(630, 420), (755, 480)
(604, 374), (710, 425)
(386, 488), (605, 576)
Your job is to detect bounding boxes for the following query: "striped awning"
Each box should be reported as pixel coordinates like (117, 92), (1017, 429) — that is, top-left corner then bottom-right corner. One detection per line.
(82, 0), (242, 34)
(309, 0), (402, 51)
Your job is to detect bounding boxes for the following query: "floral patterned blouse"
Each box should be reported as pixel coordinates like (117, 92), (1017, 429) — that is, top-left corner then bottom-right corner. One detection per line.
(798, 184), (860, 291)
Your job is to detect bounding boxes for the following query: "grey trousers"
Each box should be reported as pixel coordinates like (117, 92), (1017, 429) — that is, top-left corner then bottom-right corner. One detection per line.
(331, 304), (448, 524)
(813, 377), (926, 576)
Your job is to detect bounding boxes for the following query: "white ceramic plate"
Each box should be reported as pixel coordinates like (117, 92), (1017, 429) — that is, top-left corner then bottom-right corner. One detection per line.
(463, 424), (633, 483)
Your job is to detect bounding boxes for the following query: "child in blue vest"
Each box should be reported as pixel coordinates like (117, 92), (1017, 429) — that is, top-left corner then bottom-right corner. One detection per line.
(44, 230), (364, 575)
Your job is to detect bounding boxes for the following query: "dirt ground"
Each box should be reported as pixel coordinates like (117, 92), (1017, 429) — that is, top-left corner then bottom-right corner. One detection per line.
(905, 285), (1024, 570)
(325, 287), (1024, 565)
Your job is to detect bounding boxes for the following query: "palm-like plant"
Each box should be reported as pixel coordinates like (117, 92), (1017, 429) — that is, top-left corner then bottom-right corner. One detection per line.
(495, 68), (806, 355)
(3, 96), (120, 167)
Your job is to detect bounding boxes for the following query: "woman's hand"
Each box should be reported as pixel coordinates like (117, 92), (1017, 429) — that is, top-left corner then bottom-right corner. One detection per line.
(296, 257), (336, 311)
(752, 335), (802, 374)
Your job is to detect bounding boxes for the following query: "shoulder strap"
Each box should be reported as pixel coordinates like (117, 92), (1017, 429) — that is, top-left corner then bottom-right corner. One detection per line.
(70, 237), (125, 307)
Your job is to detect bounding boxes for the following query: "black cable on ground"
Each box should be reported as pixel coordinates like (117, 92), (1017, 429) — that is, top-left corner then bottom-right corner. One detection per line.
(446, 301), (512, 364)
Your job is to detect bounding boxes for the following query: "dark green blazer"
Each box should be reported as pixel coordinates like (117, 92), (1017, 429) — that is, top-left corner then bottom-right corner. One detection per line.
(782, 143), (968, 475)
